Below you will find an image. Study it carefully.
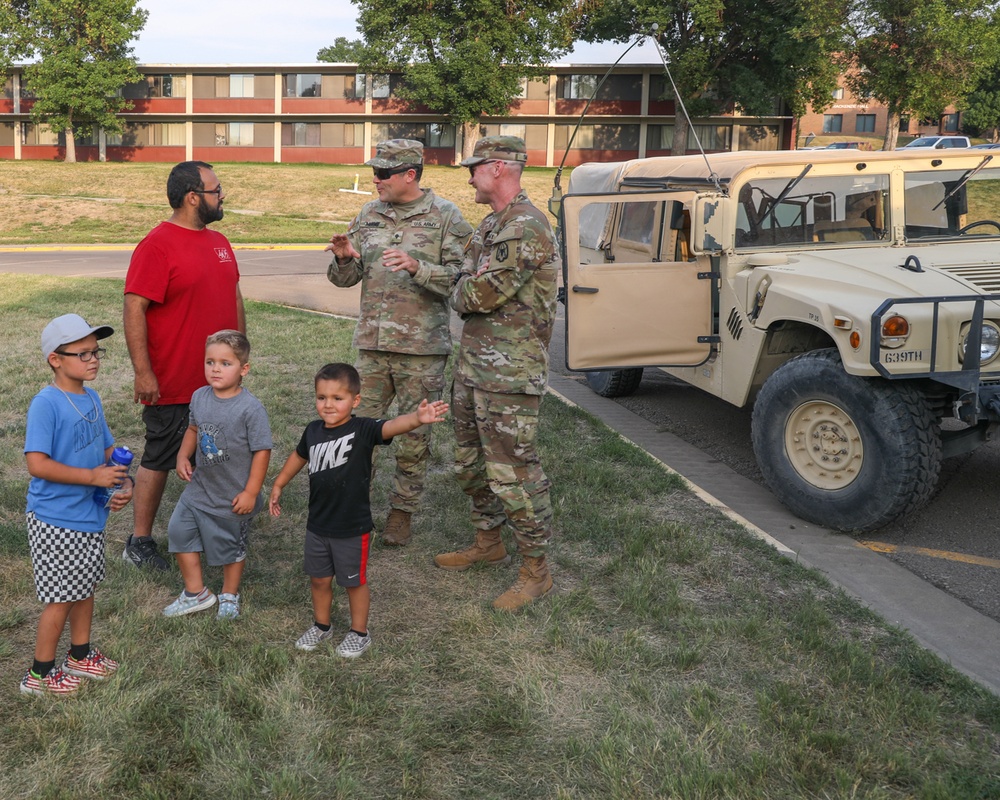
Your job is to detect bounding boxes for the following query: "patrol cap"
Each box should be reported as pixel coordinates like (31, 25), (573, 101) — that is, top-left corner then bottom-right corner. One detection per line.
(41, 313), (113, 357)
(365, 139), (424, 168)
(460, 135), (528, 167)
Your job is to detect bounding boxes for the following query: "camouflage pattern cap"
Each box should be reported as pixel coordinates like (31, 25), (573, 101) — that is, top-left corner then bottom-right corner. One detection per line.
(460, 135), (528, 167)
(365, 139), (424, 168)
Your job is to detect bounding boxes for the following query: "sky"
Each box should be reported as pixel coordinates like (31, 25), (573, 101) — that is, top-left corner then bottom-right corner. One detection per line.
(132, 0), (661, 66)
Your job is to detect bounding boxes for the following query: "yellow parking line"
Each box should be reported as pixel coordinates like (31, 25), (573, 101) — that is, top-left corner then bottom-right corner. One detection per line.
(858, 540), (1000, 569)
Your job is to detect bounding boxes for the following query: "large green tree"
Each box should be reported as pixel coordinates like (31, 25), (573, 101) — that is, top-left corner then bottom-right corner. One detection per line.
(576, 0), (848, 155)
(0, 1), (32, 75)
(353, 0), (574, 159)
(16, 0), (147, 162)
(844, 0), (1000, 150)
(317, 36), (367, 63)
(962, 61), (1000, 142)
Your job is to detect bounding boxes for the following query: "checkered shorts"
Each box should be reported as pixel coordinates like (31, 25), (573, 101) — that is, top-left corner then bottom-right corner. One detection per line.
(27, 512), (106, 603)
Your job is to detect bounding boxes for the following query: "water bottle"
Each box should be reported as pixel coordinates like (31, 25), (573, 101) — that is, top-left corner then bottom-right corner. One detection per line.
(94, 446), (134, 508)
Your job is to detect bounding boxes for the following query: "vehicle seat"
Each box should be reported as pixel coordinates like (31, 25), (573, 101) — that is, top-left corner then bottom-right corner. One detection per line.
(812, 220), (874, 242)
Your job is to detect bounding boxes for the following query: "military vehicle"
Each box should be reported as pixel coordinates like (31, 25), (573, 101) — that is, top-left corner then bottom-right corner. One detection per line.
(558, 149), (1000, 531)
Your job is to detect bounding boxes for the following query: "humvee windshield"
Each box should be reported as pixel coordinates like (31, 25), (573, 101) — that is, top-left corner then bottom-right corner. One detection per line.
(735, 174), (889, 249)
(904, 165), (1000, 240)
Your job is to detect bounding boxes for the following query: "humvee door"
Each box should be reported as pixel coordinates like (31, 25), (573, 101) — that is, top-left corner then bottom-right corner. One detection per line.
(561, 191), (713, 370)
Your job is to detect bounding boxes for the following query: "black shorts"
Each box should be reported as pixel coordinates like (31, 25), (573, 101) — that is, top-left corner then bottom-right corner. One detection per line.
(304, 531), (370, 588)
(140, 404), (190, 471)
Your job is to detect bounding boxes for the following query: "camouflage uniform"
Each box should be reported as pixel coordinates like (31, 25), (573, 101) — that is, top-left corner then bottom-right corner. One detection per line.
(452, 186), (559, 557)
(328, 140), (473, 513)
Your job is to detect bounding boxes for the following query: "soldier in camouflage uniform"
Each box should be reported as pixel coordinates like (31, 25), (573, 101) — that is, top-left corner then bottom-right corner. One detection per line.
(433, 136), (559, 611)
(326, 139), (473, 546)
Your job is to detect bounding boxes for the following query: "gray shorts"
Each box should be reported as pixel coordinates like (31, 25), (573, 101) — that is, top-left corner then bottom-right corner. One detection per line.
(167, 493), (250, 566)
(304, 530), (370, 587)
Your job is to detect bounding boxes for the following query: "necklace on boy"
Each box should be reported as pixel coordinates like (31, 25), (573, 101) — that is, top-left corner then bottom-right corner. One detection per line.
(54, 385), (98, 423)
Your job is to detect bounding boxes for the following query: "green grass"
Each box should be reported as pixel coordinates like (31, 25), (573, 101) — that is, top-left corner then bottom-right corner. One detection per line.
(0, 161), (564, 245)
(0, 274), (998, 799)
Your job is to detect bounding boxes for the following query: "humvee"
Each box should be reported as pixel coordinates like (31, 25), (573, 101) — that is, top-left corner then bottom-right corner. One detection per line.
(558, 149), (1000, 531)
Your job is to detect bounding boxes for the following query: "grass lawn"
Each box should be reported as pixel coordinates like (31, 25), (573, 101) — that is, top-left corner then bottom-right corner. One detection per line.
(0, 161), (564, 245)
(0, 274), (998, 799)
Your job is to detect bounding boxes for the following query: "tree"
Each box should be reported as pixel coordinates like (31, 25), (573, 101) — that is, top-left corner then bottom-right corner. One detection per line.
(317, 36), (367, 63)
(576, 0), (848, 155)
(17, 0), (147, 163)
(844, 0), (1000, 150)
(0, 0), (32, 76)
(962, 61), (1000, 142)
(355, 0), (575, 160)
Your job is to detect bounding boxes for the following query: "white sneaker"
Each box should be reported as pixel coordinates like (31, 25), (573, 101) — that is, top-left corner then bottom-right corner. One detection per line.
(335, 631), (372, 658)
(163, 590), (216, 617)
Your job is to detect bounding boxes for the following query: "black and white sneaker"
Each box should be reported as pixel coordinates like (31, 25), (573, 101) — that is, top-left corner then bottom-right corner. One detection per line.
(335, 631), (372, 659)
(122, 535), (170, 571)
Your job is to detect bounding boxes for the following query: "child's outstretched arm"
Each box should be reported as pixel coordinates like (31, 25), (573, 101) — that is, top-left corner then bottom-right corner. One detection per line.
(269, 451), (308, 517)
(382, 398), (449, 439)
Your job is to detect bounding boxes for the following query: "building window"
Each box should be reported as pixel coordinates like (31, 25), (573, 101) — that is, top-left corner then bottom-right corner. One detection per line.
(832, 87), (845, 100)
(499, 123), (526, 140)
(823, 114), (843, 134)
(107, 122), (186, 146)
(229, 74), (254, 98)
(215, 122), (254, 146)
(856, 114), (876, 133)
(372, 75), (390, 99)
(151, 75), (185, 98)
(555, 123), (639, 150)
(283, 74), (322, 98)
(942, 113), (959, 133)
(560, 74), (599, 100)
(647, 124), (730, 151)
(371, 122), (456, 148)
(281, 122), (321, 146)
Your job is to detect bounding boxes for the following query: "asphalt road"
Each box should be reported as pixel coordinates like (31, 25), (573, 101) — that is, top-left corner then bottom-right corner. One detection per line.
(4, 245), (1000, 688)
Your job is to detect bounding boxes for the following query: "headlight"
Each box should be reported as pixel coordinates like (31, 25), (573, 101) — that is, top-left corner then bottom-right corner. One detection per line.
(958, 321), (1000, 364)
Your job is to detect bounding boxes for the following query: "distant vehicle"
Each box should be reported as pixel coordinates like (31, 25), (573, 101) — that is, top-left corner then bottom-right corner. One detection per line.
(971, 142), (1000, 150)
(823, 142), (862, 150)
(900, 135), (971, 149)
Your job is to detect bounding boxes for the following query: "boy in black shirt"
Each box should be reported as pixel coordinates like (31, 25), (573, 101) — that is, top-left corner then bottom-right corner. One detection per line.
(269, 363), (448, 657)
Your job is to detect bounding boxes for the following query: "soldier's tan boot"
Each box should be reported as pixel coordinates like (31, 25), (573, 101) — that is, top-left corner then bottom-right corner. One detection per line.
(492, 555), (553, 611)
(382, 509), (412, 546)
(434, 526), (510, 570)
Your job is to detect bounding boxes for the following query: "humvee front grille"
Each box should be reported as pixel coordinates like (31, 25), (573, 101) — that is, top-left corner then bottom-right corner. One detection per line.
(936, 263), (1000, 292)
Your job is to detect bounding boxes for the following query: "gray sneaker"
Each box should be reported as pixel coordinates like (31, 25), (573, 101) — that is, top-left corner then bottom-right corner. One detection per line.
(122, 535), (170, 571)
(335, 631), (372, 659)
(295, 624), (334, 651)
(163, 590), (216, 617)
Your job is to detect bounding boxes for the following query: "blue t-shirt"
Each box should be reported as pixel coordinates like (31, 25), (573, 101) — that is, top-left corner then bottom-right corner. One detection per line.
(25, 385), (115, 532)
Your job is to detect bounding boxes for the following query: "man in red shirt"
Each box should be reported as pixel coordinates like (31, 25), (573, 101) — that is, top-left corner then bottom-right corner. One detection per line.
(122, 161), (246, 569)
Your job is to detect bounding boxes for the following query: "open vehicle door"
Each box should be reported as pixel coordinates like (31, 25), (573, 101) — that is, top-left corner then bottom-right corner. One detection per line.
(561, 191), (714, 371)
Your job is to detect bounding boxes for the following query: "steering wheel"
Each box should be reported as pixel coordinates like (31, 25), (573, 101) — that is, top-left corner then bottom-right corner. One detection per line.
(958, 220), (1000, 235)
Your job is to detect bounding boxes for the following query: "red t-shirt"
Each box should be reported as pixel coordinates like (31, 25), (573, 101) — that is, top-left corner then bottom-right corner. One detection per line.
(125, 222), (241, 405)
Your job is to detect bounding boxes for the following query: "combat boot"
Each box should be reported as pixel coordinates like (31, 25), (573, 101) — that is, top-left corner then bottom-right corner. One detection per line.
(382, 509), (412, 546)
(434, 526), (510, 570)
(492, 555), (553, 611)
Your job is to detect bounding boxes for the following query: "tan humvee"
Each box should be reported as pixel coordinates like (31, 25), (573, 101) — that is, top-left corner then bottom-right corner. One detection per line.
(560, 148), (1000, 531)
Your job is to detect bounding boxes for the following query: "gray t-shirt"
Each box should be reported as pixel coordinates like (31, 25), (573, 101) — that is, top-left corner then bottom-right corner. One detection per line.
(181, 386), (272, 519)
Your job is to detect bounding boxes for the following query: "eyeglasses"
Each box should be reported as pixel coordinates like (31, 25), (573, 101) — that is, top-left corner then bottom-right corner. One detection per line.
(56, 347), (106, 362)
(193, 185), (223, 196)
(373, 166), (413, 180)
(468, 160), (498, 176)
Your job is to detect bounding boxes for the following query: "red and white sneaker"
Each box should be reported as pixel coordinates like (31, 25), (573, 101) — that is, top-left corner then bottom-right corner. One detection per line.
(20, 667), (82, 696)
(63, 648), (119, 680)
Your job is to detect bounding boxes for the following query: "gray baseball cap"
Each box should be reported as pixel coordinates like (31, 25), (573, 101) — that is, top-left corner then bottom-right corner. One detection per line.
(365, 139), (424, 168)
(41, 313), (113, 357)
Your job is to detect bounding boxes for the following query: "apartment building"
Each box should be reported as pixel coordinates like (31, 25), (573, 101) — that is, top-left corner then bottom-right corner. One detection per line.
(0, 63), (795, 165)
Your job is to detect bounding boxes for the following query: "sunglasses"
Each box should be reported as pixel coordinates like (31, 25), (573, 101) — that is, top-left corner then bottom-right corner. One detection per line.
(373, 166), (413, 180)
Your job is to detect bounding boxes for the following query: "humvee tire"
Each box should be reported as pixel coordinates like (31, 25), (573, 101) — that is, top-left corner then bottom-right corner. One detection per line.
(585, 368), (644, 398)
(751, 349), (942, 532)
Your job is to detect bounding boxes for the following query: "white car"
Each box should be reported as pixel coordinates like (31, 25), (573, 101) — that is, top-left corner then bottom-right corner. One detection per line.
(901, 135), (971, 149)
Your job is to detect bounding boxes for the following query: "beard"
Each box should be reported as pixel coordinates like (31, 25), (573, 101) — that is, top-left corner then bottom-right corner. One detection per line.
(197, 195), (224, 225)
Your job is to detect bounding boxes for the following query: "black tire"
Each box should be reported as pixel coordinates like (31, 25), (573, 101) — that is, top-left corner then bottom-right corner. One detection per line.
(751, 349), (941, 532)
(585, 368), (644, 398)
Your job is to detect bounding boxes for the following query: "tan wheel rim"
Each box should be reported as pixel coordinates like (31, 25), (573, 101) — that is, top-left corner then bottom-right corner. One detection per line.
(784, 400), (863, 490)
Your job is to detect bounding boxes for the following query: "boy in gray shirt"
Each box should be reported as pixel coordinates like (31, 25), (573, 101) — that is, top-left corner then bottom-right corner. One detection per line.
(164, 330), (272, 620)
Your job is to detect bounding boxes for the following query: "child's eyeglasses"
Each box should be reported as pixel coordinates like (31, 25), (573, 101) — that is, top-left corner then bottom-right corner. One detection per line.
(55, 347), (107, 362)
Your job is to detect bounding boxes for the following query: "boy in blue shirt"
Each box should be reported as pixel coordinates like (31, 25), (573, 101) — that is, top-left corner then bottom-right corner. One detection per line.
(21, 314), (134, 696)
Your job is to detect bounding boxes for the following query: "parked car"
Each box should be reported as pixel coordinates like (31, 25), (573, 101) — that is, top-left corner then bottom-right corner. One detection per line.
(901, 135), (971, 149)
(823, 141), (862, 149)
(971, 142), (1000, 150)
